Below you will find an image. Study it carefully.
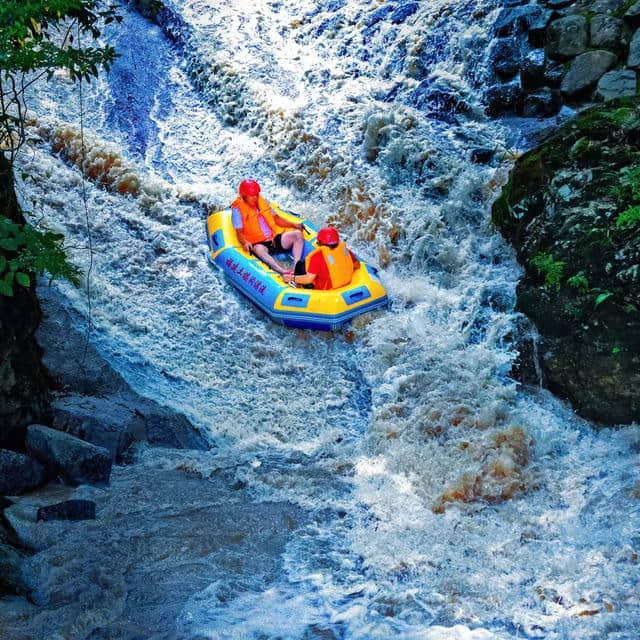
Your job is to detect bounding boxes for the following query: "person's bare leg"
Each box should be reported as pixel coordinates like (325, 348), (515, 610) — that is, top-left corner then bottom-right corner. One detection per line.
(251, 243), (288, 274)
(280, 230), (304, 263)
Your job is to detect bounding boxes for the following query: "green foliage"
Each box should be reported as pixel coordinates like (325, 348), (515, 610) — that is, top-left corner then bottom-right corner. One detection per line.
(603, 107), (634, 127)
(567, 270), (589, 293)
(614, 0), (638, 17)
(594, 291), (613, 308)
(0, 1), (120, 78)
(0, 1), (121, 161)
(611, 165), (640, 202)
(616, 205), (640, 229)
(531, 252), (565, 291)
(0, 216), (80, 297)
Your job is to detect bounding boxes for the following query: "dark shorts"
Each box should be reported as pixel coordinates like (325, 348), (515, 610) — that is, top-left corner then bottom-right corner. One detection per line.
(254, 233), (285, 255)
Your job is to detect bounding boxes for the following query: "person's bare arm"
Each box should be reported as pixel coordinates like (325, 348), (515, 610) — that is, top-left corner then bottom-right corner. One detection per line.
(236, 228), (252, 252)
(274, 214), (303, 230)
(291, 272), (317, 286)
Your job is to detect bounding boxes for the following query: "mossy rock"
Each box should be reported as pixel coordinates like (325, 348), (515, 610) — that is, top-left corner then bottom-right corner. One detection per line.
(493, 97), (640, 424)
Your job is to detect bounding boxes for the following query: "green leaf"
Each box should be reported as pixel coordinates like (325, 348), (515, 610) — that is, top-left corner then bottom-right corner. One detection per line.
(594, 292), (613, 307)
(0, 279), (13, 297)
(0, 238), (18, 251)
(612, 346), (621, 355)
(0, 255), (6, 273)
(15, 272), (30, 287)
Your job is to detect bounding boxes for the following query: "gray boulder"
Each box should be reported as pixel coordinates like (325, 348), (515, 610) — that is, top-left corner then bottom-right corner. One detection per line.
(596, 70), (638, 100)
(561, 50), (617, 97)
(0, 449), (46, 495)
(51, 393), (209, 461)
(590, 14), (626, 49)
(626, 1), (640, 27)
(571, 0), (628, 13)
(51, 395), (145, 461)
(25, 424), (111, 486)
(546, 15), (588, 59)
(629, 29), (640, 68)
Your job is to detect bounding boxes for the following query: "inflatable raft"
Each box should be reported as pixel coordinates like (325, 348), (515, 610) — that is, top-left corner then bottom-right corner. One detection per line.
(206, 204), (388, 330)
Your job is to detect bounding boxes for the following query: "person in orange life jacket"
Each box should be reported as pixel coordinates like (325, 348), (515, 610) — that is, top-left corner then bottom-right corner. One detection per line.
(231, 179), (304, 277)
(289, 227), (360, 290)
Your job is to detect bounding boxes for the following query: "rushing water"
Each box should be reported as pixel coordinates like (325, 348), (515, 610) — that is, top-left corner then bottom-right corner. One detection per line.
(8, 0), (640, 638)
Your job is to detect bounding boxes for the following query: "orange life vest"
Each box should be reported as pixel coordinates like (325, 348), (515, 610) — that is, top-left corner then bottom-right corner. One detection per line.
(305, 242), (355, 290)
(231, 195), (282, 244)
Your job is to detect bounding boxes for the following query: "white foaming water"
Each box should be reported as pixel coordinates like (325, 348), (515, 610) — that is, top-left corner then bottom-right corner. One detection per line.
(15, 0), (640, 638)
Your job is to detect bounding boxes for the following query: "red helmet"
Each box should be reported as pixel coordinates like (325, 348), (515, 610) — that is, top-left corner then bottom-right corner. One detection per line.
(317, 227), (340, 246)
(239, 179), (261, 197)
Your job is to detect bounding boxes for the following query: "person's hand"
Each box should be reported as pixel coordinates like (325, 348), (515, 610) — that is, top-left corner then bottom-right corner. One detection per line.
(282, 272), (294, 283)
(243, 241), (253, 253)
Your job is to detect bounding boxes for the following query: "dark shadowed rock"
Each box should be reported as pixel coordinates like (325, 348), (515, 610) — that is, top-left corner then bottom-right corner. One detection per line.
(522, 89), (561, 116)
(508, 315), (542, 385)
(0, 534), (27, 597)
(561, 50), (617, 97)
(628, 29), (640, 68)
(626, 1), (640, 27)
(0, 449), (46, 495)
(488, 37), (522, 79)
(0, 157), (50, 451)
(37, 499), (96, 522)
(26, 424), (111, 486)
(471, 147), (496, 164)
(596, 69), (638, 100)
(390, 3), (418, 24)
(544, 61), (566, 87)
(521, 49), (547, 89)
(485, 81), (524, 117)
(410, 81), (471, 116)
(528, 9), (557, 47)
(546, 15), (588, 59)
(543, 0), (574, 8)
(495, 5), (547, 37)
(590, 14), (626, 49)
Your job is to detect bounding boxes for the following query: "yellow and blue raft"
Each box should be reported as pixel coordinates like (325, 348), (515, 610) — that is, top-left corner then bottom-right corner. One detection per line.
(206, 204), (388, 330)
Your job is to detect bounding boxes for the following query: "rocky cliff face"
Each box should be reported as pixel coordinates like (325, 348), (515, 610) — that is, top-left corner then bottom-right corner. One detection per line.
(0, 156), (50, 449)
(493, 97), (640, 424)
(486, 0), (640, 118)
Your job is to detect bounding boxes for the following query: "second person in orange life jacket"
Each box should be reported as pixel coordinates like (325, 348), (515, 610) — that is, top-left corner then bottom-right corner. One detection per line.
(231, 179), (305, 277)
(289, 227), (360, 290)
